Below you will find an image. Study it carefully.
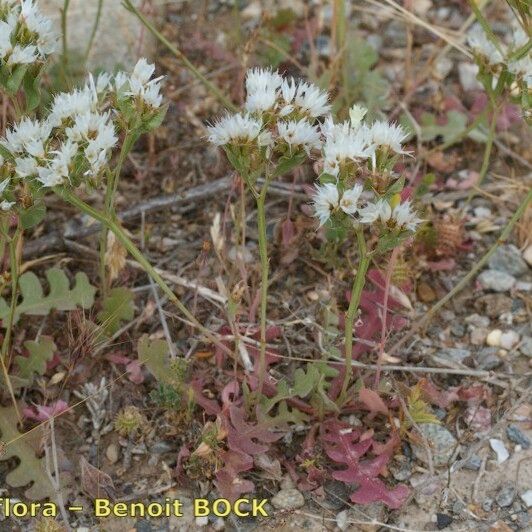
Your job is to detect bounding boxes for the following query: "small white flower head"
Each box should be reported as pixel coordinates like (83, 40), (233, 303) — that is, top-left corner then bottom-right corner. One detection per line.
(15, 156), (39, 177)
(277, 119), (322, 154)
(508, 56), (532, 88)
(244, 68), (283, 114)
(207, 113), (263, 146)
(48, 84), (99, 126)
(278, 78), (331, 118)
(19, 0), (59, 57)
(466, 24), (505, 66)
(358, 199), (392, 224)
(2, 117), (51, 156)
(322, 124), (373, 177)
(392, 201), (422, 232)
(0, 200), (15, 211)
(294, 81), (331, 118)
(8, 44), (38, 65)
(369, 121), (410, 155)
(348, 104), (368, 129)
(0, 177), (9, 195)
(127, 58), (164, 109)
(313, 182), (339, 226)
(339, 183), (363, 215)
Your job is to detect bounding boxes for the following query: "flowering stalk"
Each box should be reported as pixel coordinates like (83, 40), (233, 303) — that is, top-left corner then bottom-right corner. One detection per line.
(57, 187), (231, 356)
(339, 228), (370, 403)
(255, 173), (271, 393)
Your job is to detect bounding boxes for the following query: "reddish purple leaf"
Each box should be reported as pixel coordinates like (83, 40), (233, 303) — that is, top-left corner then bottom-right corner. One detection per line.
(359, 388), (389, 415)
(350, 477), (410, 509)
(23, 400), (69, 422)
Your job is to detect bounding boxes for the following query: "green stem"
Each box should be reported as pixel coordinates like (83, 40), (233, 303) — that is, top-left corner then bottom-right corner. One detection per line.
(57, 188), (231, 356)
(465, 103), (498, 206)
(255, 178), (270, 394)
(100, 130), (136, 296)
(122, 0), (236, 112)
(84, 0), (104, 64)
(339, 229), (370, 403)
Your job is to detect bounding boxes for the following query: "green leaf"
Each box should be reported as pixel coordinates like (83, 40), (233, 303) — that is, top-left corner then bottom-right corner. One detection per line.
(376, 232), (402, 254)
(419, 111), (468, 143)
(20, 203), (46, 229)
(139, 104), (168, 133)
(137, 334), (171, 384)
(97, 287), (135, 335)
(0, 143), (14, 162)
(273, 151), (307, 178)
(6, 65), (27, 94)
(22, 72), (41, 111)
(0, 405), (56, 500)
(383, 176), (405, 199)
(416, 173), (436, 198)
(0, 268), (96, 327)
(15, 337), (56, 383)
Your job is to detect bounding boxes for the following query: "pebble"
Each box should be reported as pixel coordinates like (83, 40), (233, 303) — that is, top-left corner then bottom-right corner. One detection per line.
(477, 347), (502, 370)
(488, 244), (528, 277)
(478, 270), (516, 292)
(322, 480), (349, 510)
(519, 336), (532, 357)
(486, 329), (502, 347)
(463, 454), (482, 470)
(520, 490), (532, 508)
(466, 313), (490, 328)
(436, 513), (453, 529)
(271, 488), (305, 510)
(506, 425), (530, 449)
(150, 441), (174, 454)
(470, 327), (488, 345)
(523, 244), (532, 267)
(106, 443), (119, 464)
(437, 347), (471, 364)
(496, 485), (516, 508)
(412, 424), (458, 467)
(434, 57), (453, 80)
(500, 330), (520, 350)
(195, 516), (209, 527)
(482, 498), (493, 512)
(451, 323), (465, 337)
(489, 438), (509, 463)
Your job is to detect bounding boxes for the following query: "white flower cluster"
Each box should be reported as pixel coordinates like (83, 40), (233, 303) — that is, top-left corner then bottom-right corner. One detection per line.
(208, 68), (329, 155)
(0, 58), (164, 208)
(313, 183), (421, 233)
(466, 24), (531, 88)
(0, 0), (58, 68)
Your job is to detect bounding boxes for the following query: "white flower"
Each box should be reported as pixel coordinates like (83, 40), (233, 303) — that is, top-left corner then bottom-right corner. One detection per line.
(207, 113), (263, 146)
(95, 72), (111, 93)
(295, 81), (331, 117)
(508, 56), (532, 88)
(84, 125), (117, 172)
(66, 111), (111, 142)
(358, 199), (392, 224)
(37, 166), (64, 187)
(0, 177), (9, 195)
(48, 85), (98, 126)
(244, 68), (283, 113)
(277, 119), (321, 154)
(0, 20), (14, 60)
(0, 200), (14, 211)
(392, 201), (422, 232)
(2, 117), (51, 155)
(15, 156), (39, 177)
(348, 104), (367, 129)
(127, 58), (164, 108)
(322, 122), (373, 177)
(8, 44), (38, 65)
(113, 71), (129, 91)
(369, 121), (410, 155)
(466, 25), (505, 65)
(339, 183), (363, 215)
(313, 183), (339, 226)
(19, 0), (58, 56)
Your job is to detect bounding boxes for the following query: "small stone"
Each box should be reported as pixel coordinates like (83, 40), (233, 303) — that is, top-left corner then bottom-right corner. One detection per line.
(520, 490), (532, 508)
(436, 513), (453, 529)
(470, 327), (488, 345)
(506, 425), (530, 449)
(478, 270), (516, 292)
(496, 485), (516, 508)
(486, 329), (502, 347)
(322, 480), (349, 511)
(106, 443), (119, 464)
(434, 57), (453, 80)
(488, 244), (528, 277)
(489, 438), (509, 463)
(500, 331), (519, 350)
(523, 245), (532, 267)
(150, 441), (174, 454)
(412, 424), (458, 467)
(482, 498), (493, 512)
(489, 521), (513, 532)
(515, 511), (530, 529)
(134, 520), (152, 532)
(465, 313), (490, 328)
(195, 516), (209, 527)
(516, 281), (532, 291)
(475, 294), (513, 317)
(451, 323), (465, 337)
(418, 281), (436, 302)
(391, 460), (412, 481)
(477, 347), (502, 370)
(213, 517), (225, 531)
(519, 336), (532, 357)
(271, 488), (305, 510)
(463, 454), (482, 470)
(437, 347), (471, 364)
